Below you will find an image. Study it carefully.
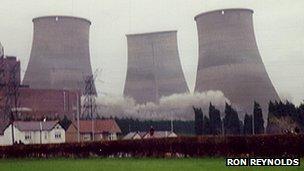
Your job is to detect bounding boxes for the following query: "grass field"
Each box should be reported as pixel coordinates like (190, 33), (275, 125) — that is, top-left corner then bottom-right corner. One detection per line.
(0, 158), (303, 171)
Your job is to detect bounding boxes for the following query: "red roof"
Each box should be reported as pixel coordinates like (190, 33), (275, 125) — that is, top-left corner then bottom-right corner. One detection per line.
(77, 119), (121, 134)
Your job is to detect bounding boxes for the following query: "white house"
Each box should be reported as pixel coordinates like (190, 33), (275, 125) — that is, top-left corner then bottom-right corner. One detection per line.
(0, 120), (65, 145)
(123, 132), (143, 140)
(123, 131), (178, 140)
(143, 131), (177, 139)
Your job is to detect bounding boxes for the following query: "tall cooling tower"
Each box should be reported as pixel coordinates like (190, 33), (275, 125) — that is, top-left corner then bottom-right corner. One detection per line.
(194, 9), (279, 114)
(124, 31), (189, 104)
(23, 16), (95, 94)
(0, 42), (3, 58)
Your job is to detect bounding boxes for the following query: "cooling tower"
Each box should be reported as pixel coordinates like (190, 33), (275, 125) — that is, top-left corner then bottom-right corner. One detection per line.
(0, 42), (3, 58)
(124, 31), (189, 104)
(194, 9), (279, 114)
(23, 16), (95, 94)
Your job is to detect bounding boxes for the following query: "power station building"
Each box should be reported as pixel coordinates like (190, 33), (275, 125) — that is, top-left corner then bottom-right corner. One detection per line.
(0, 46), (79, 122)
(23, 16), (95, 94)
(194, 9), (279, 115)
(124, 31), (189, 104)
(0, 55), (21, 127)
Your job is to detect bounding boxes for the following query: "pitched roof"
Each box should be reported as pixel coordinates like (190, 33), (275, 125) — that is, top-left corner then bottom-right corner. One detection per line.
(13, 121), (60, 131)
(123, 131), (178, 140)
(138, 132), (147, 137)
(123, 131), (147, 140)
(78, 119), (121, 134)
(144, 131), (177, 138)
(123, 132), (138, 140)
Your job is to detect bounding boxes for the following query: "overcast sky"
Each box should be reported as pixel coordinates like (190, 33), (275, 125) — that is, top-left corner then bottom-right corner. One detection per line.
(0, 0), (303, 105)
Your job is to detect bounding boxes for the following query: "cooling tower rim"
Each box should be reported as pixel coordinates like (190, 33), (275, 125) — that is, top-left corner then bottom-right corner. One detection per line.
(194, 8), (253, 20)
(33, 15), (91, 25)
(126, 30), (177, 37)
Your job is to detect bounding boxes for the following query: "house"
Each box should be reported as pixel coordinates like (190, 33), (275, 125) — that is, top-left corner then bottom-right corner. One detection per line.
(123, 132), (143, 140)
(65, 123), (78, 142)
(123, 131), (178, 140)
(143, 131), (178, 139)
(0, 120), (65, 145)
(66, 119), (121, 142)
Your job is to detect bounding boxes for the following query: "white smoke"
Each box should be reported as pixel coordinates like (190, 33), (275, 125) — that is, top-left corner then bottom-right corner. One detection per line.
(96, 90), (230, 121)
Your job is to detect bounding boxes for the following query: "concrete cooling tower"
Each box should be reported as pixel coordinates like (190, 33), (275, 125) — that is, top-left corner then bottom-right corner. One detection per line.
(0, 42), (3, 58)
(194, 9), (279, 114)
(23, 16), (95, 94)
(124, 31), (189, 104)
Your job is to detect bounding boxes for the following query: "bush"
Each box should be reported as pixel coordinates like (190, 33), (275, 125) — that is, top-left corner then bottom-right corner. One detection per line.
(0, 134), (303, 158)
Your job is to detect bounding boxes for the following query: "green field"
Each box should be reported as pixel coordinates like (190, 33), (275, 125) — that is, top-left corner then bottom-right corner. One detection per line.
(0, 158), (302, 171)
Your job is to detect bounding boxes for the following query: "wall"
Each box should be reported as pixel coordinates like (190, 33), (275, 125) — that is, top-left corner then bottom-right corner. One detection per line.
(0, 125), (12, 146)
(79, 132), (118, 141)
(65, 124), (78, 143)
(47, 124), (65, 144)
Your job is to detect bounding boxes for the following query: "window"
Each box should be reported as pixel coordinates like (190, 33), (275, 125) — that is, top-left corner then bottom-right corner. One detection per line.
(109, 133), (116, 140)
(55, 132), (61, 139)
(25, 132), (31, 140)
(44, 133), (48, 140)
(83, 134), (91, 141)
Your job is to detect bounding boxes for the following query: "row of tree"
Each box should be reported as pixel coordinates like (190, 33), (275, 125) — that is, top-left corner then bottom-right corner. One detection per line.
(268, 101), (304, 125)
(194, 101), (304, 136)
(193, 102), (261, 135)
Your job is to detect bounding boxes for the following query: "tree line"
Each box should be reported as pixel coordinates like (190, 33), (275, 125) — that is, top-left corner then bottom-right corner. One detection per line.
(194, 101), (304, 136)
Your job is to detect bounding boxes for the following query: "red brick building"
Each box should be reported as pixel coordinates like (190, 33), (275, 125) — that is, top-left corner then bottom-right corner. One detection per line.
(0, 56), (21, 123)
(66, 119), (121, 142)
(0, 56), (21, 86)
(18, 88), (80, 120)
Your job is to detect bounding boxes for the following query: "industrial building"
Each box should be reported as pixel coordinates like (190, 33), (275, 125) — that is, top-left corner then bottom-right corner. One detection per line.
(0, 53), (79, 122)
(0, 55), (21, 125)
(194, 9), (279, 115)
(124, 31), (189, 104)
(23, 16), (96, 94)
(0, 56), (21, 87)
(17, 88), (79, 120)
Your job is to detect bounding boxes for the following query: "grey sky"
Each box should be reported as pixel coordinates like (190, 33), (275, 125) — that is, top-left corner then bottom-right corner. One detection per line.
(0, 0), (303, 105)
